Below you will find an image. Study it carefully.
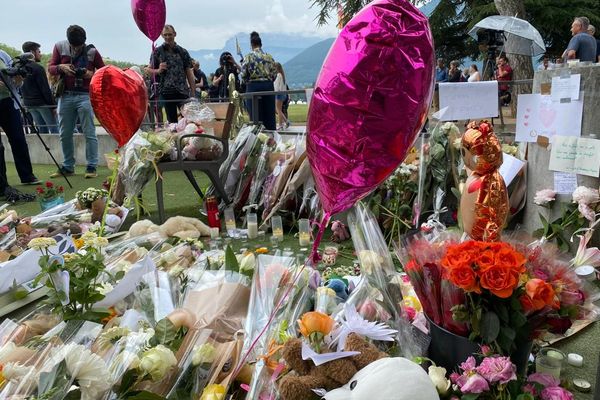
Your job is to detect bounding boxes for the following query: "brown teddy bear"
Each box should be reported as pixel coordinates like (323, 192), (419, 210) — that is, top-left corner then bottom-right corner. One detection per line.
(278, 333), (387, 400)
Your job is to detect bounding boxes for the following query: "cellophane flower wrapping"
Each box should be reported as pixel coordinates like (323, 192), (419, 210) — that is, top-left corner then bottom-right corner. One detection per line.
(118, 129), (174, 200)
(342, 202), (429, 358)
(1, 320), (104, 400)
(241, 253), (304, 363)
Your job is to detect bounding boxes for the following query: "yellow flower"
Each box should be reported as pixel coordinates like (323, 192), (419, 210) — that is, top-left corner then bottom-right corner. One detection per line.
(192, 343), (216, 366)
(74, 238), (85, 249)
(200, 384), (226, 400)
(255, 247), (269, 254)
(27, 237), (57, 251)
(93, 237), (109, 248)
(298, 311), (334, 337)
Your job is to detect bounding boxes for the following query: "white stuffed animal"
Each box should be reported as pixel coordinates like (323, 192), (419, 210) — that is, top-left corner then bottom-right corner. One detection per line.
(323, 358), (439, 400)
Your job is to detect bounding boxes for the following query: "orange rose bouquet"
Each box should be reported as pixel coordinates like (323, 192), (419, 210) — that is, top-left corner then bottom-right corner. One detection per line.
(400, 233), (598, 356)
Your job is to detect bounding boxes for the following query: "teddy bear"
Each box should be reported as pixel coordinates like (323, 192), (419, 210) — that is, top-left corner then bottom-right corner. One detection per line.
(128, 217), (211, 239)
(323, 357), (440, 400)
(278, 333), (387, 400)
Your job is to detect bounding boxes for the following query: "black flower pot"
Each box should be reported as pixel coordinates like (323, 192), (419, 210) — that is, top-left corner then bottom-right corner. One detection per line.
(427, 316), (532, 375)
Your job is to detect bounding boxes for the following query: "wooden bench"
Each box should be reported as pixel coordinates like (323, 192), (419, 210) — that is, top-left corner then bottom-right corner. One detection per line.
(155, 102), (234, 223)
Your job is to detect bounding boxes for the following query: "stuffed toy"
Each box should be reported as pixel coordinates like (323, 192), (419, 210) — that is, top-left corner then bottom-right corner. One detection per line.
(323, 357), (439, 400)
(127, 219), (159, 238)
(158, 216), (211, 239)
(278, 333), (386, 400)
(330, 220), (350, 243)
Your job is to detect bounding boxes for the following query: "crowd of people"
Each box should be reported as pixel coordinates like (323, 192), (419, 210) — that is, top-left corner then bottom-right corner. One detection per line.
(0, 26), (292, 203)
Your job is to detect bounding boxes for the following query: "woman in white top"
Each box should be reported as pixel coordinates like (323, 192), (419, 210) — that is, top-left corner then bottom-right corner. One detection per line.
(468, 64), (481, 82)
(273, 62), (289, 130)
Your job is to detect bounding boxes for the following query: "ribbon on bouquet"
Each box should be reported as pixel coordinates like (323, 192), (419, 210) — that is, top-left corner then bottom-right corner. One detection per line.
(139, 147), (165, 181)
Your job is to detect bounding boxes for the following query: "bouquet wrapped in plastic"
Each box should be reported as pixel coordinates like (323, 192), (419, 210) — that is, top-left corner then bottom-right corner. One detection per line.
(118, 129), (174, 200)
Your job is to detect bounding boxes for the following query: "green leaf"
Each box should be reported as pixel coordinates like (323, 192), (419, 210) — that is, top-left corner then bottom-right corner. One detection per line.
(224, 245), (239, 273)
(497, 304), (509, 323)
(461, 394), (480, 400)
(497, 326), (516, 352)
(516, 394), (535, 400)
(480, 311), (500, 343)
(118, 369), (138, 394)
(511, 311), (528, 328)
(151, 318), (178, 347)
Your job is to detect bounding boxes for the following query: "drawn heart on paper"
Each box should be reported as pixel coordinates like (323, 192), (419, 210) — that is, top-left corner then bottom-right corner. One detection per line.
(524, 115), (529, 119)
(524, 122), (529, 126)
(539, 106), (557, 128)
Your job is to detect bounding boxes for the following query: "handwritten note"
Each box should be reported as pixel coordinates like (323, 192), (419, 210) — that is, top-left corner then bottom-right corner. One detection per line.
(515, 94), (583, 142)
(549, 136), (600, 177)
(438, 81), (499, 121)
(553, 172), (578, 194)
(551, 74), (580, 101)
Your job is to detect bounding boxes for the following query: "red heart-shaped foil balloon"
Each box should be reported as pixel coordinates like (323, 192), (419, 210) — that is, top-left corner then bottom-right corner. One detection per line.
(90, 65), (148, 147)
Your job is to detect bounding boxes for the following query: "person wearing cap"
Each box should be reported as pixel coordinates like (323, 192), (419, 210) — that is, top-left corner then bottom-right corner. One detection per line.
(21, 41), (58, 134)
(48, 25), (105, 179)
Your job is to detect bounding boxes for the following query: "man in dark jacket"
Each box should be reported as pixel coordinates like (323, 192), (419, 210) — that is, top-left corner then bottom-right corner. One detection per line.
(21, 41), (57, 133)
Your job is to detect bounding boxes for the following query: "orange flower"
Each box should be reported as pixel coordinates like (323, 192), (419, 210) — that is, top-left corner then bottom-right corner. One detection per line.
(524, 279), (556, 311)
(298, 311), (334, 337)
(441, 250), (472, 270)
(479, 264), (520, 298)
(255, 247), (269, 254)
(496, 247), (526, 273)
(445, 263), (480, 293)
(477, 250), (497, 270)
(74, 238), (85, 249)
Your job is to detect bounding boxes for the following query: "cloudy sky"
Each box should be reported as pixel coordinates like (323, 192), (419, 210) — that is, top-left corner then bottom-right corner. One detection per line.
(2, 0), (338, 63)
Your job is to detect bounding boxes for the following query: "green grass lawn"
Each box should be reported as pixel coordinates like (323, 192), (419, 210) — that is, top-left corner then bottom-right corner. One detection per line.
(6, 163), (210, 222)
(287, 103), (308, 124)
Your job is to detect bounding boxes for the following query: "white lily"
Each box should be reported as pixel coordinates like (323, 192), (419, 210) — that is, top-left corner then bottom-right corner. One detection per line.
(572, 229), (600, 268)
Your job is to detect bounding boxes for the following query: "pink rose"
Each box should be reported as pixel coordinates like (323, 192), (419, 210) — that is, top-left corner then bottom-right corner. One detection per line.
(540, 386), (574, 400)
(459, 373), (490, 394)
(523, 383), (538, 396)
(527, 372), (560, 388)
(476, 356), (517, 384)
(449, 372), (460, 384)
(479, 345), (493, 356)
(459, 356), (477, 373)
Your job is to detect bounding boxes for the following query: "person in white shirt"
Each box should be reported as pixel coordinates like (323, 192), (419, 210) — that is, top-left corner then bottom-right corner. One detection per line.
(273, 62), (289, 130)
(468, 64), (481, 82)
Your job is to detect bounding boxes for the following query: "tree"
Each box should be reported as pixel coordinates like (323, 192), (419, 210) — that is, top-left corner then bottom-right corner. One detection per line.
(311, 0), (425, 27)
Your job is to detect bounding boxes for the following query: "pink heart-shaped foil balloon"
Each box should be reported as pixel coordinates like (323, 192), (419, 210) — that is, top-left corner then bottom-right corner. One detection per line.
(307, 0), (435, 215)
(131, 0), (166, 42)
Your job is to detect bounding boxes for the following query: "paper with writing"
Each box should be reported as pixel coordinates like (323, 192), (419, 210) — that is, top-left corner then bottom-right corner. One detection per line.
(549, 136), (600, 177)
(438, 81), (499, 121)
(499, 153), (526, 187)
(553, 172), (578, 194)
(516, 94), (583, 142)
(551, 74), (580, 101)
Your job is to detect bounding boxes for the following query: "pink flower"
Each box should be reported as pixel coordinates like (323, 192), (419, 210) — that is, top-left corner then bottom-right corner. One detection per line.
(534, 189), (556, 206)
(459, 373), (490, 394)
(459, 356), (477, 373)
(532, 267), (550, 281)
(572, 230), (600, 268)
(476, 356), (516, 384)
(523, 383), (538, 396)
(449, 372), (460, 384)
(578, 203), (596, 222)
(572, 186), (600, 205)
(540, 386), (574, 400)
(479, 345), (493, 356)
(527, 372), (560, 388)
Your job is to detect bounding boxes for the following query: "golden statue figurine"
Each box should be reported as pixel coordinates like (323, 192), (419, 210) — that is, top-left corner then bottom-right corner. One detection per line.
(459, 120), (509, 242)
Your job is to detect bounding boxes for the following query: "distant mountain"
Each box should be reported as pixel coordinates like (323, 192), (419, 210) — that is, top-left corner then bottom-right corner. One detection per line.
(283, 38), (334, 87)
(189, 32), (326, 75)
(282, 1), (440, 87)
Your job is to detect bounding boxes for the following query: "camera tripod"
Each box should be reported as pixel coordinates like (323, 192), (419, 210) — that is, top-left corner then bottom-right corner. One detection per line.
(0, 71), (73, 188)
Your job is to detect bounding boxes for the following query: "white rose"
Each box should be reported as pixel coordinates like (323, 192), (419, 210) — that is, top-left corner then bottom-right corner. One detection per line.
(138, 345), (177, 381)
(238, 253), (255, 273)
(428, 365), (451, 396)
(192, 343), (217, 366)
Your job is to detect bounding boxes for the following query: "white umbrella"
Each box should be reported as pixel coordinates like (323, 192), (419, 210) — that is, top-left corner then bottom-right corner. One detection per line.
(469, 15), (546, 56)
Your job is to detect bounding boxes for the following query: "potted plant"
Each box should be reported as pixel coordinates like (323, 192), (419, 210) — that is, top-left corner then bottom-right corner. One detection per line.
(36, 181), (65, 211)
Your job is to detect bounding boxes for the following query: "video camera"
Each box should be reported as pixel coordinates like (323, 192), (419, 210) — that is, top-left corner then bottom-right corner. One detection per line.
(476, 29), (505, 49)
(1, 53), (34, 78)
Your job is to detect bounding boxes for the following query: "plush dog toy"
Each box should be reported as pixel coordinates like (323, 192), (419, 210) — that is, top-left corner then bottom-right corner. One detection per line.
(127, 216), (211, 239)
(323, 357), (440, 400)
(278, 333), (386, 400)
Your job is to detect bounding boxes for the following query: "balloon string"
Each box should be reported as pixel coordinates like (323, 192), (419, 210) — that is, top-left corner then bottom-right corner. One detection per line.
(309, 212), (331, 265)
(151, 41), (159, 131)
